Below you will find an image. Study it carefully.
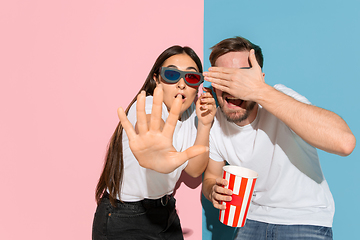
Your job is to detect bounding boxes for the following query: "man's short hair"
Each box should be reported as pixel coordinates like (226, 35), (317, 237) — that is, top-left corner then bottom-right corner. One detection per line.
(209, 36), (264, 68)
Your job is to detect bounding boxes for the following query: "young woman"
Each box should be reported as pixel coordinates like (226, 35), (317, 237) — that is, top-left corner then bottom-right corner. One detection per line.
(92, 45), (216, 240)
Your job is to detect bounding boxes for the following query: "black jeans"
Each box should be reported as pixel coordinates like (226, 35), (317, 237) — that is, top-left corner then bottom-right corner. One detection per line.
(92, 194), (184, 240)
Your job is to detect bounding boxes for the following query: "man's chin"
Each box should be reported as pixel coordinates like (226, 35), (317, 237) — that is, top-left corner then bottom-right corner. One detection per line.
(226, 115), (248, 124)
(220, 108), (247, 123)
(219, 101), (256, 124)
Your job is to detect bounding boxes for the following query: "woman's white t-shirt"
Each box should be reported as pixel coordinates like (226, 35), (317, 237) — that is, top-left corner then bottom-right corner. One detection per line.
(119, 96), (198, 202)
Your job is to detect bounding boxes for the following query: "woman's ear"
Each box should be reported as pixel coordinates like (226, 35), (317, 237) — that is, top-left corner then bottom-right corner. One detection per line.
(153, 73), (160, 86)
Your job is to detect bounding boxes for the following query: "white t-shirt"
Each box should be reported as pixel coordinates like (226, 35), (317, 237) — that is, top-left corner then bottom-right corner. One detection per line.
(119, 96), (198, 202)
(209, 84), (335, 227)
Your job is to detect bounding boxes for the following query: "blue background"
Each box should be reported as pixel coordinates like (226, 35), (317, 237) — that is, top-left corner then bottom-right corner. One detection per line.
(202, 0), (360, 239)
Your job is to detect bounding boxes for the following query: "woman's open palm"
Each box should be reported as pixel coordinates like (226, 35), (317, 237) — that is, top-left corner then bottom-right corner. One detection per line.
(117, 86), (208, 174)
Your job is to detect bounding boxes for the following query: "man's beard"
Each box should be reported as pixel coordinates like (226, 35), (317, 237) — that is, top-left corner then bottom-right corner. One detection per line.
(219, 100), (256, 124)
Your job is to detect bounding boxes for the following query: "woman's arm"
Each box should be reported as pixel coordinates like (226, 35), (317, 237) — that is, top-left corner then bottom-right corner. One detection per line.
(184, 90), (217, 177)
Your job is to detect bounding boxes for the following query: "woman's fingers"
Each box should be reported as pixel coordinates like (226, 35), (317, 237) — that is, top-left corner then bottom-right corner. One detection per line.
(135, 91), (148, 134)
(199, 92), (216, 105)
(117, 107), (137, 140)
(149, 86), (164, 132)
(162, 94), (182, 139)
(159, 145), (207, 173)
(179, 145), (208, 163)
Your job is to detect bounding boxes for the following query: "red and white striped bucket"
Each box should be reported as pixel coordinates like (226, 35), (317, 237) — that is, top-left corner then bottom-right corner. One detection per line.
(219, 166), (258, 227)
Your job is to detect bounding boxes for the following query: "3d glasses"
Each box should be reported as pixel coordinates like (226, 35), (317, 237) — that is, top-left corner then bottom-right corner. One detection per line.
(160, 67), (204, 87)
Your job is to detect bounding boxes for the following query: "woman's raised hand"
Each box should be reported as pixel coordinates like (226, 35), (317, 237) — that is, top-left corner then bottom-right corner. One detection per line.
(196, 87), (217, 127)
(117, 86), (208, 174)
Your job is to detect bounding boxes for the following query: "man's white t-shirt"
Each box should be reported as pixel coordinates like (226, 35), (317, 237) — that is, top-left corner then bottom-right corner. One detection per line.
(209, 84), (335, 227)
(119, 96), (198, 202)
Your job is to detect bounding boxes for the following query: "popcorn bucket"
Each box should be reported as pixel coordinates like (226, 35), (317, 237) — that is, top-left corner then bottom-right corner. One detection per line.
(219, 166), (258, 227)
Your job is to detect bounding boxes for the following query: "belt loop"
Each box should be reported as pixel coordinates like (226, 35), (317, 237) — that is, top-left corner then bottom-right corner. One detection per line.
(161, 195), (169, 206)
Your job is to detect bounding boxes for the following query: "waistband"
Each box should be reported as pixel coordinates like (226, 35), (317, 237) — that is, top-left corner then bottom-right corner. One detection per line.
(102, 192), (173, 208)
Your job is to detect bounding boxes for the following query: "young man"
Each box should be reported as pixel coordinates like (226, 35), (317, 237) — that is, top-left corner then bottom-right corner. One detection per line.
(202, 36), (356, 240)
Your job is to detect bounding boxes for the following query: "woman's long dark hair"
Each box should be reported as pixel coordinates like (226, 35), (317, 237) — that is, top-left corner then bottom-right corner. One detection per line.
(95, 45), (203, 206)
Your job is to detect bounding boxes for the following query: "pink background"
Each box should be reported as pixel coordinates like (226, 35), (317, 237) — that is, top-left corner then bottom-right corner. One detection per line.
(0, 1), (203, 239)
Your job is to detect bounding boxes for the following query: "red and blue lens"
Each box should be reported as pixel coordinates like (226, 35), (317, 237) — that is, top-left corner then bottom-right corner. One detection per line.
(160, 67), (204, 87)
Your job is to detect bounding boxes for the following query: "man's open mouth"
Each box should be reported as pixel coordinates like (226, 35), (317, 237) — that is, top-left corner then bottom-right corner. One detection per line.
(225, 96), (243, 107)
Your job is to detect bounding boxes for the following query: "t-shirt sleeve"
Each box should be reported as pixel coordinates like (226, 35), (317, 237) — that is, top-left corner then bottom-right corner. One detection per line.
(274, 84), (311, 105)
(274, 84), (314, 136)
(209, 118), (225, 162)
(209, 144), (224, 162)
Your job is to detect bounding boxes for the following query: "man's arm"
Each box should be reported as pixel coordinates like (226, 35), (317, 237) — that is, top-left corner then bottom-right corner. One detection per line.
(253, 84), (355, 156)
(202, 159), (232, 210)
(204, 49), (356, 156)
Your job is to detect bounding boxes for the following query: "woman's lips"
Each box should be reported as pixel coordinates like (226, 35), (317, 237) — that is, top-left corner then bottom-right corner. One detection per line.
(175, 93), (186, 102)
